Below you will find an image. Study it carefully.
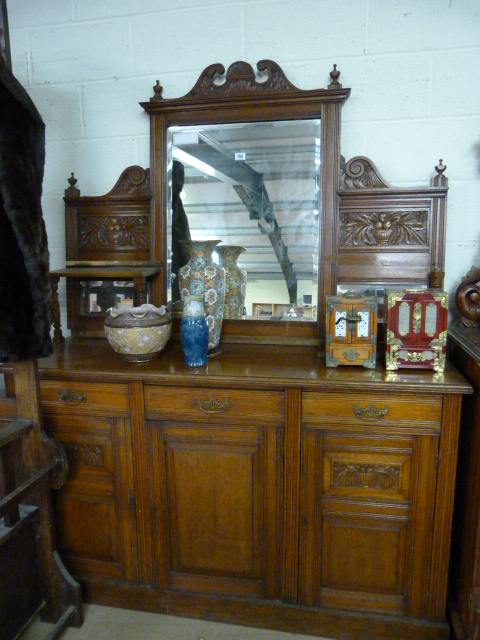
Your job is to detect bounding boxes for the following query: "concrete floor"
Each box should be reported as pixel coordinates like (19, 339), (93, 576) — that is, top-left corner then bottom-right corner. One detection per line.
(19, 604), (332, 640)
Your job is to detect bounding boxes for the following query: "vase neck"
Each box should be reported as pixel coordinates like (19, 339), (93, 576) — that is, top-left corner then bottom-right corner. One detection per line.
(183, 239), (220, 263)
(183, 295), (205, 317)
(216, 246), (245, 266)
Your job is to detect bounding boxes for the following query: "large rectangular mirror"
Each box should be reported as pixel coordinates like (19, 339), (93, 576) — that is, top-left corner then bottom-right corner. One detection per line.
(167, 119), (321, 320)
(141, 60), (350, 344)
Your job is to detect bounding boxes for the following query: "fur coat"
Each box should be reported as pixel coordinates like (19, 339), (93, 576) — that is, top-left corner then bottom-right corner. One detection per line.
(0, 55), (52, 361)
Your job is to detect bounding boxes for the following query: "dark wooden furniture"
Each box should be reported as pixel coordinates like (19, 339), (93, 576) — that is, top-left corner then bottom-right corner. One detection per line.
(447, 267), (480, 639)
(0, 361), (82, 639)
(337, 157), (448, 291)
(17, 60), (469, 639)
(58, 165), (161, 339)
(0, 339), (467, 640)
(141, 62), (448, 346)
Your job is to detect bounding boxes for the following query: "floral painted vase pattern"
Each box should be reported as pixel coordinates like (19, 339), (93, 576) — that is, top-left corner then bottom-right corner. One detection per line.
(178, 239), (225, 352)
(216, 245), (247, 319)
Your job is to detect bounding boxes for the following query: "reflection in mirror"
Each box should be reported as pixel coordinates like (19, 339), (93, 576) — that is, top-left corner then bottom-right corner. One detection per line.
(167, 119), (321, 321)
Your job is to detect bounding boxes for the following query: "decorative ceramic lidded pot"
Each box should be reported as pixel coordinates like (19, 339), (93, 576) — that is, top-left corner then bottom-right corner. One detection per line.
(216, 245), (247, 319)
(180, 294), (209, 367)
(104, 304), (171, 363)
(178, 239), (225, 353)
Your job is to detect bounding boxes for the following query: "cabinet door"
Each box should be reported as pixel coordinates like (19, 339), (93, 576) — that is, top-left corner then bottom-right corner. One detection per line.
(299, 427), (439, 617)
(146, 421), (282, 600)
(43, 412), (138, 583)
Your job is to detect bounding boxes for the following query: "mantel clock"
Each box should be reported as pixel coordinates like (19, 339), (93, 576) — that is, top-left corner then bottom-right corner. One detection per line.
(385, 289), (448, 372)
(326, 293), (378, 368)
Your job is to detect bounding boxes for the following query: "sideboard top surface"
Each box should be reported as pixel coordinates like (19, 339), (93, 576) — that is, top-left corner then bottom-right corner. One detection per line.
(10, 338), (471, 395)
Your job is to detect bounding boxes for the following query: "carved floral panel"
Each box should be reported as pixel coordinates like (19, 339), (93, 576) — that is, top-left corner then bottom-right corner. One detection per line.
(333, 462), (400, 491)
(79, 215), (149, 250)
(339, 211), (428, 247)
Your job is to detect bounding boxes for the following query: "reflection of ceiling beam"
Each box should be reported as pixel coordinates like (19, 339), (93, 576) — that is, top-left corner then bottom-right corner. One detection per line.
(176, 143), (259, 187)
(172, 147), (237, 184)
(233, 184), (296, 303)
(175, 138), (297, 303)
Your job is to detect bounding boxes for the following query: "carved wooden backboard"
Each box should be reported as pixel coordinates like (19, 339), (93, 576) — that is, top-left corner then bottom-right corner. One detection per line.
(337, 157), (448, 290)
(64, 166), (151, 264)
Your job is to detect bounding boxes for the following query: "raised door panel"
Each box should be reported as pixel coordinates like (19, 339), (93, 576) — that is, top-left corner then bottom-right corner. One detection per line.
(299, 428), (439, 617)
(320, 507), (407, 614)
(44, 413), (137, 583)
(147, 421), (282, 600)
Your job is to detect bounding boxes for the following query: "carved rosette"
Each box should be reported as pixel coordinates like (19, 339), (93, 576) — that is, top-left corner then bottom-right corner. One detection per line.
(339, 211), (427, 247)
(454, 265), (480, 327)
(79, 215), (149, 249)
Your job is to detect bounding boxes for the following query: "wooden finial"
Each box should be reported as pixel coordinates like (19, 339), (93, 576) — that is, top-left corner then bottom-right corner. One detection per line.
(432, 159), (448, 187)
(328, 64), (342, 89)
(65, 172), (80, 197)
(435, 159), (446, 175)
(151, 80), (164, 101)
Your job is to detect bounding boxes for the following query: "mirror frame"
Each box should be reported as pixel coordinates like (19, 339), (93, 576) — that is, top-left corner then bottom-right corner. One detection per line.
(141, 60), (350, 345)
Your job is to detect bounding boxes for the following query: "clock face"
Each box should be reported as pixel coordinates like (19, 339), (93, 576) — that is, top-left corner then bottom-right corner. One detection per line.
(357, 310), (370, 338)
(334, 310), (347, 337)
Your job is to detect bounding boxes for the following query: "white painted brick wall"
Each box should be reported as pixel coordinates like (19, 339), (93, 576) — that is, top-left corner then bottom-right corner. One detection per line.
(6, 0), (480, 323)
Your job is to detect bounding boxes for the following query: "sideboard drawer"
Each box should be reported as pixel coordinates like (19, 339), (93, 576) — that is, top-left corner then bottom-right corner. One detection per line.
(40, 380), (129, 416)
(144, 385), (284, 426)
(302, 391), (442, 429)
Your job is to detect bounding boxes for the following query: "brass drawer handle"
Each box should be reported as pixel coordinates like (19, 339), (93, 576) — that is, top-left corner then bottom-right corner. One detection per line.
(197, 397), (229, 413)
(58, 389), (86, 405)
(352, 403), (389, 420)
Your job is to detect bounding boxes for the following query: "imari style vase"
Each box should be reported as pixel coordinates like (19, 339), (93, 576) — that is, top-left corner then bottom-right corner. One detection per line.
(178, 239), (225, 353)
(216, 245), (247, 319)
(180, 294), (209, 367)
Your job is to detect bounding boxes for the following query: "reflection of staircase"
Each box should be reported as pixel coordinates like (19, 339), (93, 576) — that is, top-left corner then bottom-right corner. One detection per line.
(0, 360), (82, 640)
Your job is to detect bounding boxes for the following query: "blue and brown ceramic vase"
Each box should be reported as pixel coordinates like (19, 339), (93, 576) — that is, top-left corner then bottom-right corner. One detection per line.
(178, 239), (225, 353)
(216, 245), (247, 319)
(180, 295), (209, 366)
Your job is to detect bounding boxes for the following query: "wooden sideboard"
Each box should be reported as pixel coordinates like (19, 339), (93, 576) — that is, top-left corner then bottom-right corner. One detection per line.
(448, 325), (480, 639)
(2, 338), (470, 640)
